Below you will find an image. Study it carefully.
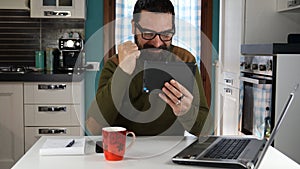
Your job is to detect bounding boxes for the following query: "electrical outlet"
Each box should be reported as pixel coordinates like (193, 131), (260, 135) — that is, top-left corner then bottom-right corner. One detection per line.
(86, 62), (100, 71)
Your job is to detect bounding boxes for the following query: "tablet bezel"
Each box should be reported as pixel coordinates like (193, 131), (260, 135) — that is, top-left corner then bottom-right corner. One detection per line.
(142, 61), (197, 93)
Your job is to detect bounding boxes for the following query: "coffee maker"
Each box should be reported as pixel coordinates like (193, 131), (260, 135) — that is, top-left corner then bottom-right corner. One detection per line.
(54, 32), (84, 73)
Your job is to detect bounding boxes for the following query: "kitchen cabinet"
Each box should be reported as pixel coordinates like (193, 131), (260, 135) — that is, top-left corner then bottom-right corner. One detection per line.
(218, 0), (244, 74)
(277, 0), (300, 12)
(215, 73), (240, 135)
(215, 0), (244, 135)
(0, 83), (24, 169)
(0, 0), (29, 9)
(30, 0), (86, 19)
(24, 81), (85, 151)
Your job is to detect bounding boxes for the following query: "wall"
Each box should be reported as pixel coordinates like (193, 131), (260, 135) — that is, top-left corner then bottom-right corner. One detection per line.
(0, 9), (84, 67)
(245, 0), (300, 43)
(211, 0), (220, 119)
(84, 0), (103, 116)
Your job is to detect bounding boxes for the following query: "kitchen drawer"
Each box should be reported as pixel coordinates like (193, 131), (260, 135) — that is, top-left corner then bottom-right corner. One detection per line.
(24, 82), (82, 104)
(218, 83), (240, 135)
(24, 105), (82, 126)
(24, 127), (83, 151)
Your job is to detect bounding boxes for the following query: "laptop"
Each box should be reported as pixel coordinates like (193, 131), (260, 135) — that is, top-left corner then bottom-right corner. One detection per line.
(172, 84), (299, 169)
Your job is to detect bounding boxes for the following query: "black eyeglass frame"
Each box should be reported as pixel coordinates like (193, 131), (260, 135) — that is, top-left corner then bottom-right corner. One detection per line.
(134, 22), (175, 42)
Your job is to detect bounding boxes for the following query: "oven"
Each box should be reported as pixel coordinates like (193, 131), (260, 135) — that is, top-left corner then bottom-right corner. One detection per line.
(239, 55), (276, 139)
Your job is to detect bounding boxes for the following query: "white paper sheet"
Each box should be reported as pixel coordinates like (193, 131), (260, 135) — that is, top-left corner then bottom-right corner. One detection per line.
(39, 138), (85, 155)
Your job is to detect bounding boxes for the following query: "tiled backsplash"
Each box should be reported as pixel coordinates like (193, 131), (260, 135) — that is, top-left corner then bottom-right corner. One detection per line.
(0, 9), (85, 67)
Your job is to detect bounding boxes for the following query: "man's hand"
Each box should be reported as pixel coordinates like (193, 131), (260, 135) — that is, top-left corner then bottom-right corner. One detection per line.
(118, 41), (141, 75)
(158, 79), (193, 116)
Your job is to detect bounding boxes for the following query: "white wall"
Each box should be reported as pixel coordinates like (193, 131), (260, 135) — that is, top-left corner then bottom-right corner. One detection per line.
(275, 54), (300, 164)
(245, 0), (300, 44)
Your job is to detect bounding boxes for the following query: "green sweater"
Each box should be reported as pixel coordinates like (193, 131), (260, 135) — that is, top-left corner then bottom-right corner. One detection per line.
(91, 45), (210, 136)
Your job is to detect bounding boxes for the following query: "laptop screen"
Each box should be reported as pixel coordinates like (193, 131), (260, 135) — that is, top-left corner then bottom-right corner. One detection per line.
(253, 84), (298, 169)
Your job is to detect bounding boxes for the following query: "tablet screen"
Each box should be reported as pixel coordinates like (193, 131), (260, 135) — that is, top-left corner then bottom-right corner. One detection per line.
(143, 61), (197, 93)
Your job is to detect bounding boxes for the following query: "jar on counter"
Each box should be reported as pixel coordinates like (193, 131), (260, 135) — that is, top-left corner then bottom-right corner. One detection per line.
(35, 50), (45, 70)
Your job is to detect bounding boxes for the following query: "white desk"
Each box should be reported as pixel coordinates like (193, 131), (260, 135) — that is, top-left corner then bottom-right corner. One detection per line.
(12, 136), (300, 169)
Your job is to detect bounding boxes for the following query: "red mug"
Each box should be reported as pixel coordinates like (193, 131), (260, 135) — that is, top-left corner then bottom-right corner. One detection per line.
(102, 127), (136, 161)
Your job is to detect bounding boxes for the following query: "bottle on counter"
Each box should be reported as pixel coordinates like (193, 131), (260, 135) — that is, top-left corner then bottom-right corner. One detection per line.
(35, 50), (45, 70)
(46, 48), (55, 72)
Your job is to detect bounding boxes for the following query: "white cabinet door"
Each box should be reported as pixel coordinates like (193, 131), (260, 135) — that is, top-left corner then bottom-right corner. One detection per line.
(0, 83), (24, 169)
(24, 82), (82, 104)
(24, 126), (82, 151)
(23, 81), (85, 152)
(219, 86), (239, 135)
(277, 0), (300, 12)
(0, 0), (29, 9)
(219, 0), (244, 73)
(24, 104), (81, 126)
(215, 73), (240, 136)
(30, 0), (85, 19)
(216, 0), (243, 135)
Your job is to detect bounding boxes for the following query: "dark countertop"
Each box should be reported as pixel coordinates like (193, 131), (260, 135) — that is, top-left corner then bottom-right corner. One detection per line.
(241, 43), (300, 55)
(0, 71), (85, 82)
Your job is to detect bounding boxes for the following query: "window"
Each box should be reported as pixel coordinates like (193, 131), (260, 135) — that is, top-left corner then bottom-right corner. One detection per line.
(103, 0), (212, 106)
(115, 0), (202, 66)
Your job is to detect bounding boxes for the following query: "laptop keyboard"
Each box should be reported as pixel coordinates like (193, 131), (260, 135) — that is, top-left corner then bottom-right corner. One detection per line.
(204, 138), (250, 160)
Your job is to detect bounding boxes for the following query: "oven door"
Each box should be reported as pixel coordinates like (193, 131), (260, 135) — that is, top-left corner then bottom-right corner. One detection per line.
(239, 74), (273, 139)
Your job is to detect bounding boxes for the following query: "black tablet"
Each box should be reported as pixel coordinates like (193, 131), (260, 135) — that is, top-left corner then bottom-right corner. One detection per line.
(143, 61), (197, 93)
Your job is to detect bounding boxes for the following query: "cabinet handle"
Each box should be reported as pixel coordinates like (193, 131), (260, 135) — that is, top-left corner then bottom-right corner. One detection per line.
(44, 11), (71, 17)
(224, 79), (233, 85)
(38, 106), (67, 112)
(38, 128), (67, 134)
(38, 84), (66, 90)
(0, 93), (12, 96)
(224, 88), (232, 95)
(240, 76), (272, 84)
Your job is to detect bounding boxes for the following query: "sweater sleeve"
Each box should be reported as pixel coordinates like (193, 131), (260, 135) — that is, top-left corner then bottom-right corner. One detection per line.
(92, 59), (132, 125)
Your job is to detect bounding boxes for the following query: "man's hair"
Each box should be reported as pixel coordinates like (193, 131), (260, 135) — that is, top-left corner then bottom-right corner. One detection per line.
(133, 0), (175, 23)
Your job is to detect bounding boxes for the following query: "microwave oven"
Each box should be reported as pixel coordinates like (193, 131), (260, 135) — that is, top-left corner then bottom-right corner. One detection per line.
(30, 0), (86, 19)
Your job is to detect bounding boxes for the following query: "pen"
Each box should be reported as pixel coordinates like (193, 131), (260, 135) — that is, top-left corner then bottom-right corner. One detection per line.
(65, 139), (75, 147)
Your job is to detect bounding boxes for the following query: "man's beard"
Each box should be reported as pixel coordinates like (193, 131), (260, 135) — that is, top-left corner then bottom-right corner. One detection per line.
(134, 35), (176, 63)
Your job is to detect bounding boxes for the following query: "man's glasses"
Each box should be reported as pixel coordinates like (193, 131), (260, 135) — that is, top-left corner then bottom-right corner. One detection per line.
(135, 22), (175, 42)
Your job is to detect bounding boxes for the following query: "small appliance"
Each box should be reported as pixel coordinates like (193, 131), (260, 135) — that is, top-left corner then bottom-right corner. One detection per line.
(55, 32), (84, 73)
